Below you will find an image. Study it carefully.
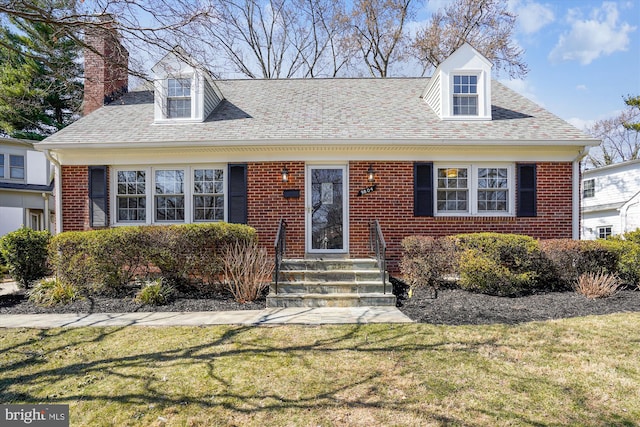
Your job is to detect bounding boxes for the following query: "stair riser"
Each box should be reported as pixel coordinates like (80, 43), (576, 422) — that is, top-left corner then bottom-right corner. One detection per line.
(270, 284), (388, 294)
(266, 295), (397, 308)
(280, 260), (379, 271)
(280, 271), (384, 283)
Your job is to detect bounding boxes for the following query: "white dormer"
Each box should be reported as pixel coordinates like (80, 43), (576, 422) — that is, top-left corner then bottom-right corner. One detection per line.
(423, 43), (493, 121)
(152, 46), (223, 123)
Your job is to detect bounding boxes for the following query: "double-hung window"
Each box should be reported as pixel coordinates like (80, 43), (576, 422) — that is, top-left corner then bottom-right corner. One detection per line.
(116, 170), (147, 222)
(453, 75), (478, 116)
(155, 169), (185, 221)
(0, 154), (25, 180)
(435, 164), (513, 216)
(583, 179), (595, 198)
(193, 169), (224, 221)
(167, 78), (191, 118)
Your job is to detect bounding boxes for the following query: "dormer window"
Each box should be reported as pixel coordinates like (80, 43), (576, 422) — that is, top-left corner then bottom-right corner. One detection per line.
(167, 78), (191, 118)
(152, 46), (224, 123)
(453, 75), (478, 116)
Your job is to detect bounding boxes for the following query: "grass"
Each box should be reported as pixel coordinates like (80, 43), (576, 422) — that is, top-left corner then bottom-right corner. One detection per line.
(1, 314), (640, 426)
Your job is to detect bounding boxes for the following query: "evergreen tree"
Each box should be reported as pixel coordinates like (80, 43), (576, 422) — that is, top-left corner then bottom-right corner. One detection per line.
(0, 12), (82, 140)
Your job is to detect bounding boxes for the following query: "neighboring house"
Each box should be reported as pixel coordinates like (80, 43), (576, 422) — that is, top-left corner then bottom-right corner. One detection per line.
(581, 159), (640, 239)
(0, 137), (55, 236)
(36, 29), (599, 305)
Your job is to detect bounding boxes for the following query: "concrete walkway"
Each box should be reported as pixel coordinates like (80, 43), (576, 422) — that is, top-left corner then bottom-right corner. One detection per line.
(0, 280), (413, 327)
(0, 307), (413, 328)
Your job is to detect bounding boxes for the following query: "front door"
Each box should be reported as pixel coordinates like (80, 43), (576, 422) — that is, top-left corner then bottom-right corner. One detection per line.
(306, 165), (348, 254)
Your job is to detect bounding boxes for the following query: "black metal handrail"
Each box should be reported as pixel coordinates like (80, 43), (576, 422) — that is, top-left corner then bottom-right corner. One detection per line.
(369, 219), (387, 294)
(273, 218), (287, 294)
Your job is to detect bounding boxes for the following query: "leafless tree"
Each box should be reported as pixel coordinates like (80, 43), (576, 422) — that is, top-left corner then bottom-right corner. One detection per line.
(345, 0), (414, 77)
(411, 0), (527, 78)
(0, 0), (216, 80)
(586, 96), (640, 168)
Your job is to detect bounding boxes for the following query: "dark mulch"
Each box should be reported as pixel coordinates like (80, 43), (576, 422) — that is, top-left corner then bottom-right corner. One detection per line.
(2, 280), (639, 326)
(0, 283), (265, 315)
(395, 285), (640, 325)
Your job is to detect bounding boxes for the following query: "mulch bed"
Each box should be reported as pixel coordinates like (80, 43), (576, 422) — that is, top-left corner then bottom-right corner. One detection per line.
(1, 281), (639, 325)
(396, 286), (640, 325)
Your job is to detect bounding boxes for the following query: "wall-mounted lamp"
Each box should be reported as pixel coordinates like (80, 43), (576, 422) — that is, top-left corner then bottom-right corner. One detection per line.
(281, 166), (289, 183)
(446, 168), (458, 178)
(367, 164), (376, 183)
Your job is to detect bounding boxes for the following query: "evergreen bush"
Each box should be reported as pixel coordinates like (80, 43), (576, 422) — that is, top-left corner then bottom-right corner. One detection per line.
(0, 227), (51, 288)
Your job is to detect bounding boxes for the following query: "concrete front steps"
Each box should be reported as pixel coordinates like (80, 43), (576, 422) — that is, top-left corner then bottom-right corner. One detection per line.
(266, 258), (396, 308)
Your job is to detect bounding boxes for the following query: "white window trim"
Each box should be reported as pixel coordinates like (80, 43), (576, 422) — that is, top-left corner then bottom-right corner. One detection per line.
(597, 225), (613, 239)
(434, 163), (515, 217)
(154, 73), (201, 123)
(444, 69), (490, 121)
(0, 151), (26, 182)
(111, 165), (227, 226)
(583, 178), (595, 198)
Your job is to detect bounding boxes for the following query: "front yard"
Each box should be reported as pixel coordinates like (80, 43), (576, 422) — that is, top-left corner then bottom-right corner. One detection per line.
(2, 314), (639, 426)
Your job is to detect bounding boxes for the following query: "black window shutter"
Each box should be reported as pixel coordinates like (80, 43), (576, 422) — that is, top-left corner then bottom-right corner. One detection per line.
(89, 166), (108, 227)
(228, 164), (248, 224)
(414, 162), (434, 216)
(517, 163), (537, 217)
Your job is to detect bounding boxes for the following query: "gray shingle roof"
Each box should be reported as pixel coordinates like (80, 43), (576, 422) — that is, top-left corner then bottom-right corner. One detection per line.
(40, 78), (595, 147)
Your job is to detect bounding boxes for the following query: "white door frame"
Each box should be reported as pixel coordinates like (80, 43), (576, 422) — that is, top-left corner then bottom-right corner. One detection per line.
(305, 164), (349, 254)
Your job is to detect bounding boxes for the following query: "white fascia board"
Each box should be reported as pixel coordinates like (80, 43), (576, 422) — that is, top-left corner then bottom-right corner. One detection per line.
(49, 143), (592, 166)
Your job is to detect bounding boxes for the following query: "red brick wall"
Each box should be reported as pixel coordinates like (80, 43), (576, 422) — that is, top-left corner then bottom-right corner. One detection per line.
(348, 161), (574, 273)
(61, 161), (573, 274)
(61, 165), (109, 232)
(247, 162), (306, 258)
(84, 27), (129, 116)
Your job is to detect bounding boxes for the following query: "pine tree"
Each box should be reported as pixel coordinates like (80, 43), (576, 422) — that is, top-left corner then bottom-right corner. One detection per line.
(0, 13), (82, 140)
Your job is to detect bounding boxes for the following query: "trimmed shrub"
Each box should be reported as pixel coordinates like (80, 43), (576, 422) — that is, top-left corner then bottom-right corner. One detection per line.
(49, 223), (257, 294)
(28, 278), (78, 307)
(453, 233), (543, 296)
(539, 239), (618, 290)
(0, 227), (51, 288)
(400, 235), (456, 297)
(221, 240), (272, 303)
(134, 278), (175, 305)
(574, 271), (621, 299)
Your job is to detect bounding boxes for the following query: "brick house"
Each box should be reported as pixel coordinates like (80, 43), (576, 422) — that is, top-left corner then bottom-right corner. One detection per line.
(36, 32), (599, 306)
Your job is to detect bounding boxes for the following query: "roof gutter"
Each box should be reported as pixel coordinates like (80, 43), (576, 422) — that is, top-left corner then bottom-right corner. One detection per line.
(43, 149), (63, 234)
(573, 146), (592, 240)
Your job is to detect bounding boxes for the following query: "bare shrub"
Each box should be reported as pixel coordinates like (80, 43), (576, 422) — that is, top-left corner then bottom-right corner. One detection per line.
(574, 271), (621, 299)
(400, 236), (456, 298)
(221, 241), (273, 303)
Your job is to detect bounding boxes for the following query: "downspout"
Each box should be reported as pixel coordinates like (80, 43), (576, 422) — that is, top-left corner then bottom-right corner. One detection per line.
(572, 147), (590, 240)
(43, 149), (62, 234)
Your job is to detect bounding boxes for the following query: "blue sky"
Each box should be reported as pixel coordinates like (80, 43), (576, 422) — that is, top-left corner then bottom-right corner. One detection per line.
(458, 0), (640, 130)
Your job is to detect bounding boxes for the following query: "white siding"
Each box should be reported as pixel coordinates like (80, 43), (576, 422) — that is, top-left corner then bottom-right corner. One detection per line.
(203, 78), (222, 119)
(581, 160), (640, 239)
(423, 72), (441, 117)
(0, 206), (24, 236)
(26, 150), (49, 185)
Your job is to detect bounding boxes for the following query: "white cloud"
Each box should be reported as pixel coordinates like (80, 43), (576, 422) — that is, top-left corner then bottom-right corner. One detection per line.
(576, 84), (588, 91)
(425, 0), (453, 13)
(567, 117), (595, 131)
(511, 1), (555, 34)
(500, 78), (544, 106)
(549, 1), (637, 65)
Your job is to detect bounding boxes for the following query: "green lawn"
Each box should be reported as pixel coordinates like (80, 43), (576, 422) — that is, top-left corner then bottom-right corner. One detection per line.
(1, 314), (639, 426)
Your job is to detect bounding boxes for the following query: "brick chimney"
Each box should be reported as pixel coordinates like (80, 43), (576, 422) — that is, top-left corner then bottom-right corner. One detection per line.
(83, 20), (129, 116)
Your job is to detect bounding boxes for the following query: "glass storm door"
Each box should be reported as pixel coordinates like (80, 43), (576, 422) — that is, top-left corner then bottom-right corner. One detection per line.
(307, 166), (348, 253)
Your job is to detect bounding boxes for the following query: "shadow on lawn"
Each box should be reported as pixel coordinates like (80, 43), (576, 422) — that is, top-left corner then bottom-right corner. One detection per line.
(0, 325), (637, 426)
